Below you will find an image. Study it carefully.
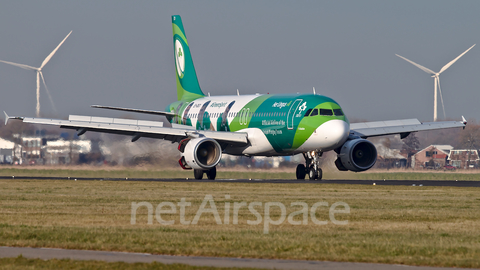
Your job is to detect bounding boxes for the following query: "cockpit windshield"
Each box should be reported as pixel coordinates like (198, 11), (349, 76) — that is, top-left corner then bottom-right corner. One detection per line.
(333, 109), (344, 116)
(304, 109), (312, 117)
(304, 107), (344, 117)
(319, 109), (333, 116)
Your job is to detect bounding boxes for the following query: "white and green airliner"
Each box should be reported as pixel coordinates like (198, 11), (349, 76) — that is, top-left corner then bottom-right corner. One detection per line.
(5, 15), (466, 180)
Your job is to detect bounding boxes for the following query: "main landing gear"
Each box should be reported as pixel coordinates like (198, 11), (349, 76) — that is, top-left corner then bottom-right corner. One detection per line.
(296, 151), (323, 180)
(193, 166), (217, 180)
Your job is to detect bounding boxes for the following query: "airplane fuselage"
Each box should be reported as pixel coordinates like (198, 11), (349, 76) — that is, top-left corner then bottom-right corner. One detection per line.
(166, 93), (350, 156)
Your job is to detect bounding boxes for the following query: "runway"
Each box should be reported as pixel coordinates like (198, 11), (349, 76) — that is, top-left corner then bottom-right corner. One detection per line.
(1, 246), (475, 270)
(0, 176), (479, 187)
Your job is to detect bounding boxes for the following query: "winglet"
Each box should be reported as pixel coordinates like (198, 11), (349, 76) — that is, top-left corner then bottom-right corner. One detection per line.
(3, 111), (24, 125)
(3, 111), (8, 125)
(462, 116), (467, 129)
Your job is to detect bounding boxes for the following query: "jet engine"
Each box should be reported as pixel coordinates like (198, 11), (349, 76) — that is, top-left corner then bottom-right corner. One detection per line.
(178, 137), (222, 170)
(335, 138), (377, 172)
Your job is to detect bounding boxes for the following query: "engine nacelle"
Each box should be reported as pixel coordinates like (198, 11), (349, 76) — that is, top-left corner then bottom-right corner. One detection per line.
(179, 137), (222, 170)
(335, 139), (377, 172)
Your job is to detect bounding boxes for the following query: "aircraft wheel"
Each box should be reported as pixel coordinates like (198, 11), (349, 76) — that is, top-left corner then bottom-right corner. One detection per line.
(206, 167), (217, 180)
(194, 169), (204, 180)
(296, 164), (306, 179)
(316, 168), (323, 181)
(308, 166), (318, 180)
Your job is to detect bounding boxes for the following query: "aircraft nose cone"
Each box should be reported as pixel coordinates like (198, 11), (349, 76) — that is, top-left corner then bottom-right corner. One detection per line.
(318, 120), (350, 150)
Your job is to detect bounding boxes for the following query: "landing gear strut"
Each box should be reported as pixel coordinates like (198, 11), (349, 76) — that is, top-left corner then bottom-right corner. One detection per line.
(296, 151), (323, 180)
(193, 166), (217, 180)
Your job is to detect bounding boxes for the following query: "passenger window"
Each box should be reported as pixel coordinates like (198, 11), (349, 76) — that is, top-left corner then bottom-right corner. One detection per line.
(310, 109), (318, 116)
(319, 109), (333, 116)
(304, 109), (312, 117)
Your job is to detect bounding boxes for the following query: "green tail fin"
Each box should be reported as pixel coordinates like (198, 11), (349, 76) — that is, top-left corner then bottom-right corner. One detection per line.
(172, 15), (205, 101)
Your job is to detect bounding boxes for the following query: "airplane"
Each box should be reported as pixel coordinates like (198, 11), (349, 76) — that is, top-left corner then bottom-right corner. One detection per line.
(4, 15), (467, 180)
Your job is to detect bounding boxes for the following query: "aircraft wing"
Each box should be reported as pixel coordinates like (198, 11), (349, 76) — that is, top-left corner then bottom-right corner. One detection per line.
(9, 114), (248, 146)
(350, 118), (467, 139)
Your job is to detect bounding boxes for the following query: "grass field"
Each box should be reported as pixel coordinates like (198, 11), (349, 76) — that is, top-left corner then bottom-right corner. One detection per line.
(0, 256), (262, 270)
(0, 166), (480, 180)
(1, 177), (479, 268)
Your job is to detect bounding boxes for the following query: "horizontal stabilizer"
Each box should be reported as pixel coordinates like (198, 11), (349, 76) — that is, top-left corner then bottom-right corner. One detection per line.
(91, 105), (177, 117)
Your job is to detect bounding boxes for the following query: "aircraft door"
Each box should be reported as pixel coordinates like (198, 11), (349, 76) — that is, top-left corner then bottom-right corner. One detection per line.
(287, 99), (303, 130)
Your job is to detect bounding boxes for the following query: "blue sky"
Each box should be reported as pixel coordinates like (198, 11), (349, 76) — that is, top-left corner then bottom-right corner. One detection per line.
(0, 1), (478, 122)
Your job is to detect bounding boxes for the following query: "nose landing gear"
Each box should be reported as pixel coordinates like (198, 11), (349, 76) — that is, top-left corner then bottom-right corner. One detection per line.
(296, 151), (323, 180)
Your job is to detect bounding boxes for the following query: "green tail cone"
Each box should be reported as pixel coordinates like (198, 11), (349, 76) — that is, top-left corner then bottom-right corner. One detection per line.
(172, 15), (205, 101)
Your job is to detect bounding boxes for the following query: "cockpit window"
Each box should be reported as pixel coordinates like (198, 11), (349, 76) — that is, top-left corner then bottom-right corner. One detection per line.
(304, 109), (312, 117)
(333, 109), (344, 116)
(319, 109), (333, 116)
(304, 108), (343, 117)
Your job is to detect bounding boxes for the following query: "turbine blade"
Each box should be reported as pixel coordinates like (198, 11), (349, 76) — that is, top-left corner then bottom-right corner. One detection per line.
(439, 44), (476, 74)
(0, 60), (38, 71)
(40, 31), (72, 69)
(436, 77), (446, 119)
(39, 71), (58, 114)
(395, 54), (436, 75)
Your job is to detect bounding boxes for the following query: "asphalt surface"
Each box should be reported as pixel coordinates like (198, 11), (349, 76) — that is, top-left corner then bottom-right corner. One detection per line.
(1, 246), (476, 270)
(1, 175), (479, 187)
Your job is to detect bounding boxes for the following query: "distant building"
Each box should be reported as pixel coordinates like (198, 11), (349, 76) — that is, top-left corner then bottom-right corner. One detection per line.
(22, 137), (42, 162)
(0, 137), (20, 164)
(374, 142), (407, 168)
(412, 145), (453, 169)
(44, 139), (92, 165)
(448, 149), (479, 169)
(13, 134), (96, 165)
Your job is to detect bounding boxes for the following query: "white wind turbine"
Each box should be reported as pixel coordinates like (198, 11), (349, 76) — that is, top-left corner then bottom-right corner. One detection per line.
(0, 31), (72, 117)
(396, 44), (475, 122)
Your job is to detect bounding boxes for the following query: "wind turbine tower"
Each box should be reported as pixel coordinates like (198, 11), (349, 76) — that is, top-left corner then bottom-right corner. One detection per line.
(0, 31), (72, 117)
(396, 44), (475, 122)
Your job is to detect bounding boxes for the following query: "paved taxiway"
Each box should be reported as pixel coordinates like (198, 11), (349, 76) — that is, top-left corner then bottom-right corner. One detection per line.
(2, 246), (477, 270)
(1, 176), (479, 187)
